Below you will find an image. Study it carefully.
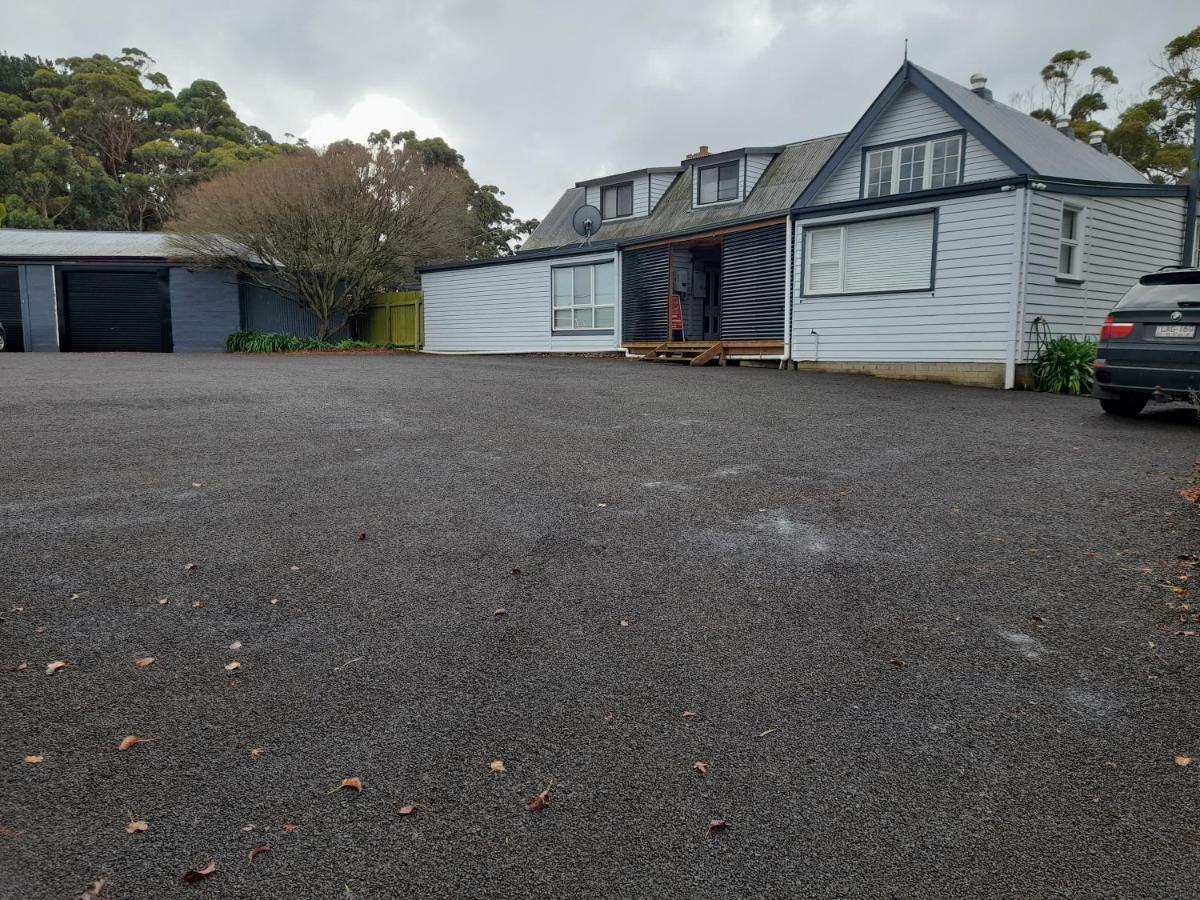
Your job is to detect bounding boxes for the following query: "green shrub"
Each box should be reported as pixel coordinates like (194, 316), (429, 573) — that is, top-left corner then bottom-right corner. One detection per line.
(226, 331), (392, 353)
(1033, 336), (1097, 395)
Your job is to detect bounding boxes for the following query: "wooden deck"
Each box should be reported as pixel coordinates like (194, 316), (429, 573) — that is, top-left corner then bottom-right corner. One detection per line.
(623, 340), (785, 365)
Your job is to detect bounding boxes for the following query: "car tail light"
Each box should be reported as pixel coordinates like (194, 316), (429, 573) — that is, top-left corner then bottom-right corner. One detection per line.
(1099, 314), (1134, 340)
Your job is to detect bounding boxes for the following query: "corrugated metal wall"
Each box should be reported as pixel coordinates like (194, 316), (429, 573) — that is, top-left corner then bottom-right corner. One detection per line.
(621, 245), (669, 342)
(0, 266), (23, 351)
(720, 224), (786, 340)
(240, 282), (349, 339)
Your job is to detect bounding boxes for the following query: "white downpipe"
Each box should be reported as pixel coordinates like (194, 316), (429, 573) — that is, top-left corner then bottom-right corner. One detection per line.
(780, 215), (795, 369)
(1003, 185), (1032, 390)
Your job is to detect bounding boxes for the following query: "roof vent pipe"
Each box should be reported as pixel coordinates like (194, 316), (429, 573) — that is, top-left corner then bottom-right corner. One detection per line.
(969, 73), (992, 101)
(1056, 115), (1075, 138)
(1088, 130), (1109, 154)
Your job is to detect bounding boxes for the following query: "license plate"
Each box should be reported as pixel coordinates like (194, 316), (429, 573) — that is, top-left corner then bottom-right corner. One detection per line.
(1155, 325), (1195, 338)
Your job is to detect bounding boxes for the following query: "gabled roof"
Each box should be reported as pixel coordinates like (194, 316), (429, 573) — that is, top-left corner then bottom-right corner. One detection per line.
(793, 61), (1148, 209)
(522, 133), (844, 252)
(575, 167), (683, 187)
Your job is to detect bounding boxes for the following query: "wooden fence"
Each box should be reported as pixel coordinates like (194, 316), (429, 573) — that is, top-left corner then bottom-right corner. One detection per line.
(356, 291), (423, 349)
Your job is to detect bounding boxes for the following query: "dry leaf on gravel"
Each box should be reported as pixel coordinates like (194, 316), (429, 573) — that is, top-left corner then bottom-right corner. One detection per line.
(1180, 486), (1200, 504)
(494, 608), (507, 616)
(46, 660), (67, 675)
(331, 777), (363, 793)
(282, 823), (297, 833)
(224, 661), (241, 671)
(248, 845), (269, 861)
(525, 783), (553, 812)
(80, 878), (106, 899)
(35, 626), (46, 634)
(681, 709), (698, 718)
(511, 567), (521, 576)
(270, 598), (281, 605)
(191, 482), (204, 489)
(620, 620), (630, 627)
(158, 597), (169, 606)
(758, 727), (778, 738)
(184, 563), (197, 571)
(489, 759), (506, 773)
(1175, 755), (1195, 767)
(708, 818), (729, 833)
(117, 735), (154, 751)
(68, 593), (81, 601)
(1167, 586), (1187, 595)
(191, 601), (203, 609)
(125, 820), (148, 834)
(398, 803), (418, 816)
(692, 761), (710, 777)
(13, 662), (28, 672)
(289, 566), (301, 572)
(356, 532), (367, 542)
(24, 755), (44, 764)
(133, 657), (156, 669)
(249, 747), (265, 758)
(229, 641), (242, 650)
(181, 861), (216, 882)
(889, 658), (908, 667)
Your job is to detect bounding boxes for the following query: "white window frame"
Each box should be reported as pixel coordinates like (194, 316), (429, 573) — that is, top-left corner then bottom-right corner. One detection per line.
(551, 262), (616, 333)
(802, 213), (936, 297)
(1056, 202), (1085, 281)
(863, 134), (962, 199)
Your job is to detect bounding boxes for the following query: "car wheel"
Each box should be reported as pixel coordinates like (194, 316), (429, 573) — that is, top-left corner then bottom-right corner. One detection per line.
(1099, 395), (1148, 417)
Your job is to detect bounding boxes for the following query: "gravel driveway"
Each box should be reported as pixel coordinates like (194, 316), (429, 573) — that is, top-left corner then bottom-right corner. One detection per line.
(1, 352), (1197, 899)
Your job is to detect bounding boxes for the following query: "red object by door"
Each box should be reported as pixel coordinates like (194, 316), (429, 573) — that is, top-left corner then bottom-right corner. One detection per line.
(669, 293), (684, 331)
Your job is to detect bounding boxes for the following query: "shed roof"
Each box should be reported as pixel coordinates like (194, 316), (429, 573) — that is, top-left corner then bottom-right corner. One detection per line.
(522, 133), (845, 252)
(0, 229), (191, 261)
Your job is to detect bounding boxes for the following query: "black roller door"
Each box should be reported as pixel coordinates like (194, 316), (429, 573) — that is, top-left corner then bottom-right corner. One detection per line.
(0, 266), (23, 352)
(61, 269), (172, 352)
(621, 245), (669, 342)
(720, 224), (786, 340)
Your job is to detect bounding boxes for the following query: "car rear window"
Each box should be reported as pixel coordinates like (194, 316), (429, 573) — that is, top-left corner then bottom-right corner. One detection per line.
(1115, 269), (1200, 309)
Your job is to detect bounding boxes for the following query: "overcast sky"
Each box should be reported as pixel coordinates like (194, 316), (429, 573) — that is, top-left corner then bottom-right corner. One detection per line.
(5, 1), (1197, 220)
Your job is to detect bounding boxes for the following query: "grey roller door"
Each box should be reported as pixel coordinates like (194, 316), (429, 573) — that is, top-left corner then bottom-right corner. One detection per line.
(62, 269), (172, 352)
(0, 266), (23, 351)
(720, 224), (786, 340)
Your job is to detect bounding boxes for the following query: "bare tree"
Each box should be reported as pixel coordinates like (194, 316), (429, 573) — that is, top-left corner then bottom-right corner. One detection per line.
(168, 140), (470, 339)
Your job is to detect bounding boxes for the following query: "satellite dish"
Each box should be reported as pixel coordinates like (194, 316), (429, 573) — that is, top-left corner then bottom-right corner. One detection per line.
(572, 205), (603, 245)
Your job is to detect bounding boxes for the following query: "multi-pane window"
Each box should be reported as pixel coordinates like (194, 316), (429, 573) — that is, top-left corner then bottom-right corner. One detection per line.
(552, 263), (616, 331)
(1057, 204), (1084, 279)
(803, 214), (935, 296)
(698, 161), (739, 204)
(601, 182), (633, 219)
(864, 135), (961, 198)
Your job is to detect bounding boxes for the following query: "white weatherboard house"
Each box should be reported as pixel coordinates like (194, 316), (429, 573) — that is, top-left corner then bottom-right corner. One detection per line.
(420, 61), (1199, 388)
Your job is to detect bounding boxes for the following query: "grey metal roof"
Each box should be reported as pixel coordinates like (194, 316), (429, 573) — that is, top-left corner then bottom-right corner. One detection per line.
(522, 133), (845, 252)
(913, 64), (1148, 184)
(0, 229), (192, 260)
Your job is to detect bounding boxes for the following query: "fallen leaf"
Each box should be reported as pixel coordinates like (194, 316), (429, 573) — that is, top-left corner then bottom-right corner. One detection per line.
(80, 878), (106, 900)
(191, 482), (204, 489)
(758, 727), (778, 738)
(228, 640), (242, 650)
(181, 861), (217, 882)
(24, 754), (44, 764)
(184, 563), (198, 571)
(224, 661), (241, 671)
(1177, 631), (1198, 637)
(692, 761), (709, 777)
(1181, 486), (1200, 504)
(356, 532), (367, 542)
(158, 597), (169, 606)
(708, 818), (729, 832)
(14, 662), (27, 672)
(889, 658), (908, 667)
(35, 626), (46, 634)
(596, 502), (607, 508)
(398, 803), (417, 816)
(1175, 755), (1195, 767)
(270, 598), (281, 605)
(525, 783), (553, 812)
(46, 660), (67, 675)
(289, 565), (301, 572)
(1086, 551), (1101, 559)
(681, 709), (698, 718)
(133, 657), (156, 669)
(68, 593), (81, 601)
(282, 823), (297, 833)
(620, 619), (630, 627)
(227, 679), (238, 689)
(511, 567), (522, 576)
(117, 735), (155, 751)
(332, 777), (363, 793)
(249, 747), (265, 758)
(125, 820), (148, 834)
(489, 759), (506, 773)
(247, 845), (269, 862)
(1167, 586), (1187, 595)
(191, 601), (203, 609)
(494, 608), (507, 616)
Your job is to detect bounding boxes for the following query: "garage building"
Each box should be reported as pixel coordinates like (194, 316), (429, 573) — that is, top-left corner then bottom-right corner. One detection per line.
(0, 230), (331, 352)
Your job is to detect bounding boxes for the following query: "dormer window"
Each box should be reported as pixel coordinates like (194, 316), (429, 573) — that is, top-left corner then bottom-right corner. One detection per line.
(698, 161), (739, 204)
(601, 182), (633, 219)
(864, 134), (962, 198)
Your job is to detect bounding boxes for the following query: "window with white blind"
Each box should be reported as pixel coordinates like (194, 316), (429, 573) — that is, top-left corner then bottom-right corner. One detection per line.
(552, 262), (616, 332)
(1057, 202), (1084, 279)
(803, 214), (936, 296)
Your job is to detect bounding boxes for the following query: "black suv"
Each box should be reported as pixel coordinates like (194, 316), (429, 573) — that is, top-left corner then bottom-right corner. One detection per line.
(1093, 269), (1200, 416)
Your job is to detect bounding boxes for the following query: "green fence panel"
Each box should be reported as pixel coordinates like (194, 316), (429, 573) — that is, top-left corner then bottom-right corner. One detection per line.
(357, 291), (422, 349)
